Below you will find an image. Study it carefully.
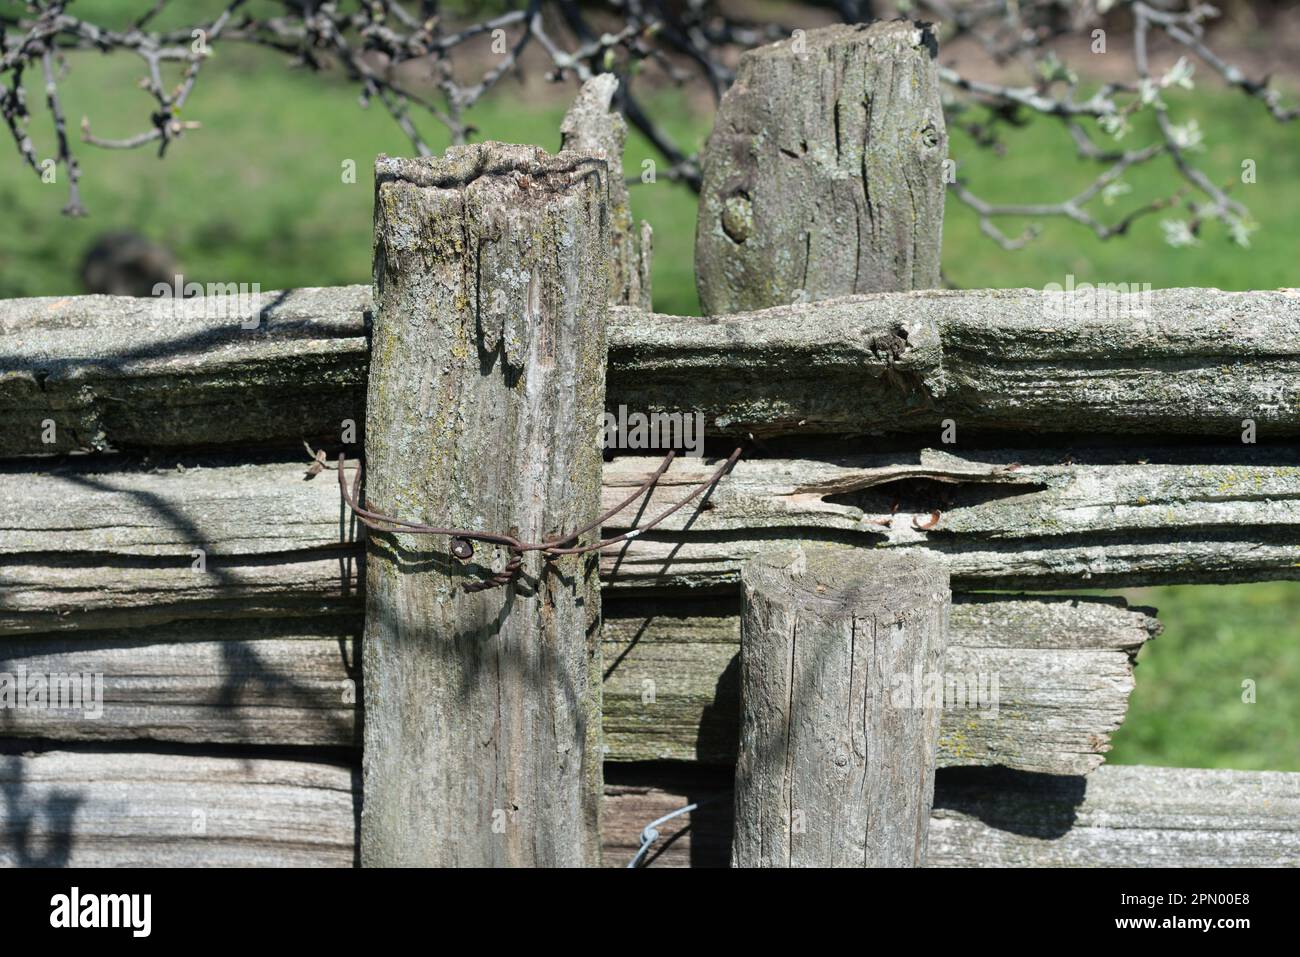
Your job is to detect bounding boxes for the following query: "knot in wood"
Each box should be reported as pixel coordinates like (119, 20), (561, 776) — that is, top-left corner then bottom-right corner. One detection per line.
(721, 194), (753, 244)
(869, 325), (910, 364)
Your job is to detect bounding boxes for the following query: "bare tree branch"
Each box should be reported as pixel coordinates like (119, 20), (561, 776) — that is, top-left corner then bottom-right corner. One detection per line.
(0, 0), (1291, 254)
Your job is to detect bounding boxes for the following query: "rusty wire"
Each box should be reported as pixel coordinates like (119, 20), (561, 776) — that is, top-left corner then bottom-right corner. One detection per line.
(336, 447), (742, 593)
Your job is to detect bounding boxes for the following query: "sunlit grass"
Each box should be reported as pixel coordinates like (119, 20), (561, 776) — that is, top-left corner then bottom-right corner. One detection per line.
(1111, 583), (1300, 771)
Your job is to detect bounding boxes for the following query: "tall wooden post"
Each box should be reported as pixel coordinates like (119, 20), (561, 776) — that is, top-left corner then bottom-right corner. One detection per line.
(733, 546), (950, 867)
(560, 74), (653, 309)
(362, 144), (609, 866)
(695, 21), (947, 314)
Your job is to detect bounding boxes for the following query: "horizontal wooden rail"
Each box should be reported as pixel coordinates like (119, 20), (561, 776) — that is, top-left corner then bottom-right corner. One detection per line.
(0, 594), (1156, 775)
(599, 448), (1300, 590)
(0, 751), (358, 867)
(602, 594), (1154, 775)
(4, 285), (1299, 455)
(2, 448), (1295, 634)
(3, 752), (1295, 867)
(604, 763), (1300, 868)
(0, 617), (362, 747)
(1, 287), (368, 457)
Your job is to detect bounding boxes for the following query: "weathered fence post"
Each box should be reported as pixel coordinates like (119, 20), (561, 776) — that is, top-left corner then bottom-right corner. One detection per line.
(695, 21), (947, 314)
(560, 74), (653, 309)
(361, 143), (609, 866)
(702, 21), (955, 868)
(733, 545), (950, 867)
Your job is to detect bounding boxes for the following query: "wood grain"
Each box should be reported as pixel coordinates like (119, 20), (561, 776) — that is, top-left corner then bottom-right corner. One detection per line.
(5, 286), (1300, 454)
(732, 546), (949, 866)
(0, 751), (357, 868)
(561, 75), (652, 309)
(602, 592), (1155, 775)
(4, 753), (1294, 868)
(1, 448), (1292, 636)
(360, 144), (609, 866)
(603, 764), (1300, 868)
(695, 22), (946, 314)
(0, 594), (1156, 776)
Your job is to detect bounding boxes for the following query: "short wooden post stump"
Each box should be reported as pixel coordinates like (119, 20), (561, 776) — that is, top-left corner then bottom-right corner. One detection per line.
(733, 545), (950, 867)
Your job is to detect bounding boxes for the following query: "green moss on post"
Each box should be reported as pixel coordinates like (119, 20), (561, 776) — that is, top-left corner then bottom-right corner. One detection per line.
(362, 143), (609, 867)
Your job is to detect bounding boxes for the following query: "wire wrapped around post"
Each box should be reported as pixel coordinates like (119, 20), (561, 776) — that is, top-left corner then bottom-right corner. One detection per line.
(336, 448), (742, 592)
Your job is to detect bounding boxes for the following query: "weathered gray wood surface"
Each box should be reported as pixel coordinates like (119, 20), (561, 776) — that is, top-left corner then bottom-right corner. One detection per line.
(611, 287), (1300, 439)
(605, 764), (1300, 868)
(2, 448), (1290, 634)
(0, 617), (361, 746)
(0, 552), (359, 635)
(733, 547), (949, 866)
(604, 593), (1155, 775)
(4, 753), (1294, 867)
(361, 145), (609, 867)
(5, 286), (1300, 455)
(695, 22), (946, 315)
(561, 75), (652, 309)
(0, 751), (358, 867)
(595, 448), (1300, 590)
(0, 595), (1155, 775)
(0, 453), (364, 635)
(0, 285), (367, 456)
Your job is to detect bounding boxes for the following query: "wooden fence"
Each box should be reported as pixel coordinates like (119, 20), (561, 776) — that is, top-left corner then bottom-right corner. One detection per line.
(1, 23), (1298, 867)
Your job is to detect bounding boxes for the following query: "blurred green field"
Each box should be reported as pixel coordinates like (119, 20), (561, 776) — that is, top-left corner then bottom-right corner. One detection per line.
(1115, 584), (1299, 770)
(0, 37), (1295, 770)
(4, 44), (1299, 307)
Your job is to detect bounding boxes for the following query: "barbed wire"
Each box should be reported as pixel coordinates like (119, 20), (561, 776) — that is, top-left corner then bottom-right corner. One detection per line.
(335, 446), (742, 592)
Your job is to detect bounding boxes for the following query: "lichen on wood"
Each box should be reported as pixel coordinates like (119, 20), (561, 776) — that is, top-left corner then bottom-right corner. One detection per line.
(694, 21), (947, 314)
(0, 446), (1294, 636)
(604, 764), (1300, 868)
(4, 286), (1299, 454)
(362, 143), (610, 867)
(560, 74), (653, 309)
(601, 592), (1157, 775)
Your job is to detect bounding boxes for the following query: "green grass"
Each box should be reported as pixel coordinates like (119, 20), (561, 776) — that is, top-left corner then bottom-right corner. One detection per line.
(1111, 583), (1300, 771)
(6, 42), (1298, 305)
(1, 39), (1296, 771)
(943, 89), (1300, 292)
